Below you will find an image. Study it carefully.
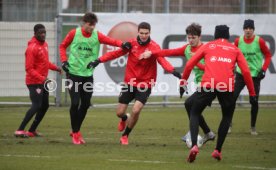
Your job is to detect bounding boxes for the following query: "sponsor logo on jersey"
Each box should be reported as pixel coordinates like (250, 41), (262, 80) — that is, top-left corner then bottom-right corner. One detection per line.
(210, 56), (232, 63)
(209, 44), (216, 49)
(210, 56), (217, 62)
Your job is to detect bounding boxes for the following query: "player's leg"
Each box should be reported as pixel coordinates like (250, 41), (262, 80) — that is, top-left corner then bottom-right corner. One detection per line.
(27, 85), (49, 136)
(233, 73), (246, 101)
(250, 77), (260, 135)
(184, 92), (214, 143)
(229, 73), (246, 133)
(189, 90), (215, 147)
(67, 74), (82, 144)
(76, 76), (93, 132)
(117, 85), (135, 132)
(187, 90), (215, 162)
(15, 85), (43, 137)
(68, 74), (81, 133)
(120, 87), (151, 145)
(213, 91), (235, 160)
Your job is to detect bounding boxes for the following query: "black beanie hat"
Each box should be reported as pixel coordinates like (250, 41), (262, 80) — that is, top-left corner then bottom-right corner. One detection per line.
(214, 25), (230, 39)
(243, 19), (255, 29)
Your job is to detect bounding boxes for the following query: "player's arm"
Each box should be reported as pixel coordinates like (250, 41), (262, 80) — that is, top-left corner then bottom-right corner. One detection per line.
(259, 37), (272, 71)
(156, 54), (181, 79)
(196, 63), (205, 71)
(25, 46), (45, 82)
(156, 54), (175, 73)
(98, 31), (122, 47)
(234, 37), (239, 47)
(236, 50), (256, 96)
(48, 62), (61, 73)
(87, 48), (128, 69)
(181, 46), (205, 81)
(155, 45), (186, 57)
(59, 29), (75, 62)
(140, 45), (186, 60)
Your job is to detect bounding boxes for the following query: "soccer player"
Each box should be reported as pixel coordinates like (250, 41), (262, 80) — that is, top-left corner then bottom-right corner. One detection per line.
(180, 25), (257, 162)
(14, 24), (61, 138)
(87, 22), (181, 145)
(139, 23), (215, 145)
(59, 12), (131, 145)
(231, 19), (272, 135)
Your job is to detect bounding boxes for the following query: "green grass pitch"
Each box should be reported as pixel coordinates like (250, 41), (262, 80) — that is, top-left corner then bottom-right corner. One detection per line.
(0, 106), (275, 170)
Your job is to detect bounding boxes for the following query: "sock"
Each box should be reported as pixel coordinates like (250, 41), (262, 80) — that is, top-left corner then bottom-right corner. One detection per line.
(121, 114), (128, 121)
(122, 126), (132, 136)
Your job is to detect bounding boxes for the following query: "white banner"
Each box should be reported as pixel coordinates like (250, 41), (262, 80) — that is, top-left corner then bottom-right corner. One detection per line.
(90, 13), (276, 96)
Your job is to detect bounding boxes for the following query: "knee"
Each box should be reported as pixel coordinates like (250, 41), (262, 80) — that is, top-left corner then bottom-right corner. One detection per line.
(116, 105), (127, 118)
(251, 100), (259, 107)
(132, 107), (141, 115)
(116, 112), (123, 118)
(31, 103), (41, 112)
(41, 103), (49, 112)
(81, 101), (91, 111)
(71, 100), (79, 110)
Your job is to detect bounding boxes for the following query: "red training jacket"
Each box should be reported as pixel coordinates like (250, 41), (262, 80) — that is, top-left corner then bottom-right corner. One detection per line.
(99, 38), (175, 88)
(59, 27), (123, 62)
(151, 43), (205, 70)
(25, 37), (59, 85)
(234, 35), (272, 71)
(182, 39), (256, 96)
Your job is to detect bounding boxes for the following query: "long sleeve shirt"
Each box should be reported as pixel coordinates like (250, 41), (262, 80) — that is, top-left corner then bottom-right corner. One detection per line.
(182, 39), (256, 96)
(25, 37), (59, 85)
(151, 44), (205, 70)
(99, 38), (175, 88)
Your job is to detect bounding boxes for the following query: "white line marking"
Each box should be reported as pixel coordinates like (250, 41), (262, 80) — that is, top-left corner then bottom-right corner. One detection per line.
(108, 159), (175, 164)
(0, 154), (51, 158)
(234, 165), (276, 170)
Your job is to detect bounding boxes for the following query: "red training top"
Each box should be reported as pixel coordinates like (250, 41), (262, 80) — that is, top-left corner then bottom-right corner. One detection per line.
(182, 39), (256, 96)
(99, 38), (175, 88)
(151, 44), (205, 70)
(25, 37), (59, 85)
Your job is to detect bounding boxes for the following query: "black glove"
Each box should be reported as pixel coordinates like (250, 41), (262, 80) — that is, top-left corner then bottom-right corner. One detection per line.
(257, 69), (265, 80)
(179, 86), (187, 98)
(87, 59), (100, 69)
(249, 96), (258, 105)
(121, 42), (132, 50)
(172, 70), (181, 79)
(62, 61), (69, 73)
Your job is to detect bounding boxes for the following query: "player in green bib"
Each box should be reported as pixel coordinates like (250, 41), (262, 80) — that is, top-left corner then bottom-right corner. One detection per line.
(231, 19), (272, 135)
(140, 23), (216, 146)
(59, 12), (131, 145)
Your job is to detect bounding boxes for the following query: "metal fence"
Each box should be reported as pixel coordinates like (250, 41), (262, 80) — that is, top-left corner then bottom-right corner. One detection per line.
(1, 0), (276, 22)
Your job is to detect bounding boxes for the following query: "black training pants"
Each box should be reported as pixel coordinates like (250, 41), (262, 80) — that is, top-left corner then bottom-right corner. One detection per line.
(234, 73), (260, 127)
(18, 84), (49, 132)
(67, 74), (93, 133)
(185, 91), (212, 134)
(189, 89), (235, 152)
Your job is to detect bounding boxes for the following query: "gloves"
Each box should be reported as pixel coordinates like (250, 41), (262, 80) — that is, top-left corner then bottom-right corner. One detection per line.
(62, 61), (69, 73)
(172, 70), (181, 79)
(121, 42), (132, 50)
(257, 69), (265, 80)
(87, 59), (100, 69)
(179, 85), (187, 98)
(249, 96), (258, 105)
